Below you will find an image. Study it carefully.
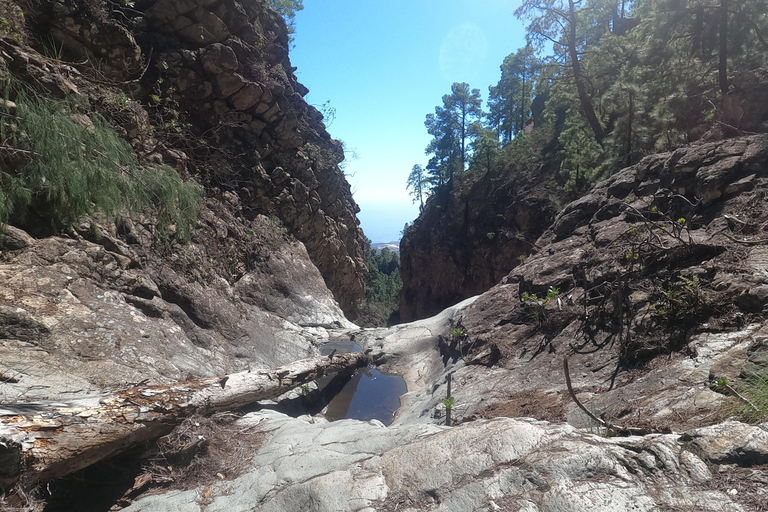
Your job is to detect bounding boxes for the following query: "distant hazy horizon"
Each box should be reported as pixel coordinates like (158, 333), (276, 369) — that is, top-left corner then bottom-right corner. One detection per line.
(357, 201), (418, 244)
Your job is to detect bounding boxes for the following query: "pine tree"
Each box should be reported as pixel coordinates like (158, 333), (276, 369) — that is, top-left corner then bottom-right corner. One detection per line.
(406, 164), (429, 210)
(424, 83), (483, 187)
(488, 45), (540, 142)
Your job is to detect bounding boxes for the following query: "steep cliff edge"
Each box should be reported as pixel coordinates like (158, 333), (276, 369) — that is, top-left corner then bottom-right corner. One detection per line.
(399, 136), (559, 322)
(400, 69), (768, 324)
(0, 0), (365, 396)
(452, 134), (768, 429)
(28, 0), (366, 316)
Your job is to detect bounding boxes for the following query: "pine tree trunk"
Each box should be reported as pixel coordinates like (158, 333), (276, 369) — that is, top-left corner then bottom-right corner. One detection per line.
(626, 90), (633, 167)
(568, 0), (607, 146)
(718, 0), (729, 98)
(692, 5), (703, 57)
(0, 352), (368, 491)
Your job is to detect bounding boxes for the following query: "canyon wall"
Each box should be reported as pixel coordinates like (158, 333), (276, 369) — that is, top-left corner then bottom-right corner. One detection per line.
(0, 0), (366, 396)
(399, 161), (559, 322)
(34, 0), (367, 316)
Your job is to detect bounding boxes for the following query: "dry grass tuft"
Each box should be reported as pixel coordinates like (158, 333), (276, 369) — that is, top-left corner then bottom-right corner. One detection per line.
(144, 412), (266, 491)
(0, 486), (45, 512)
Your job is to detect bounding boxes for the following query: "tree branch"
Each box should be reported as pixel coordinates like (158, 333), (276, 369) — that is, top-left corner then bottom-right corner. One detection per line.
(0, 352), (369, 491)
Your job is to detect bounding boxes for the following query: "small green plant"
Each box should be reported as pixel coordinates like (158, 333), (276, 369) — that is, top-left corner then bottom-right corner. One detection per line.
(731, 371), (768, 423)
(517, 254), (527, 263)
(520, 287), (561, 326)
(449, 327), (467, 338)
(544, 286), (560, 304)
(714, 377), (729, 391)
(442, 396), (455, 410)
(42, 35), (64, 61)
(521, 292), (544, 325)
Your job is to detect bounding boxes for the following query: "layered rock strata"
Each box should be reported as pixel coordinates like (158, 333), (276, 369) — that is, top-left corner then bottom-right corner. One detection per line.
(0, 0), (364, 396)
(35, 0), (366, 316)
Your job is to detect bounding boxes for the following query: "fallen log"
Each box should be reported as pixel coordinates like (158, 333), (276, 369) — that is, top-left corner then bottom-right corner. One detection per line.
(0, 351), (368, 491)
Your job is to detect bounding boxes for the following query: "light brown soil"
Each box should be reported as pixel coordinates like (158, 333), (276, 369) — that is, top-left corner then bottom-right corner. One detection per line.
(466, 390), (566, 423)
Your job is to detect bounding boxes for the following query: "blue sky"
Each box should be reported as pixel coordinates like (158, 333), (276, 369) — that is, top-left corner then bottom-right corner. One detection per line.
(290, 1), (527, 243)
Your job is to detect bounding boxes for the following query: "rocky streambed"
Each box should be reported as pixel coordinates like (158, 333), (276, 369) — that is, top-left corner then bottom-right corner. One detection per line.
(7, 129), (768, 509)
(115, 299), (768, 512)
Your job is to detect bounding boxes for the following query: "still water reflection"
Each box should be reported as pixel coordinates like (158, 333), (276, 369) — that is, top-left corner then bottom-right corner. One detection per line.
(324, 367), (407, 425)
(317, 340), (407, 425)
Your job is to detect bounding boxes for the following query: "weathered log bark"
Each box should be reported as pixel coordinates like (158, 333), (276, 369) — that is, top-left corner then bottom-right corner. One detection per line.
(0, 352), (369, 491)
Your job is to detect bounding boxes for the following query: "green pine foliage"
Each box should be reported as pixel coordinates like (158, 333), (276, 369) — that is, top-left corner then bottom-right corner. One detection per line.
(488, 45), (540, 142)
(424, 83), (484, 188)
(132, 165), (204, 244)
(512, 0), (768, 190)
(0, 83), (203, 243)
(409, 0), (768, 203)
(268, 0), (304, 35)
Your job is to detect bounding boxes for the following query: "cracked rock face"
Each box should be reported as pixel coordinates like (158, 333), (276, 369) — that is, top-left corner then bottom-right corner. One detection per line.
(31, 0), (366, 317)
(123, 412), (753, 512)
(421, 134), (768, 432)
(0, 219), (353, 400)
(399, 172), (558, 323)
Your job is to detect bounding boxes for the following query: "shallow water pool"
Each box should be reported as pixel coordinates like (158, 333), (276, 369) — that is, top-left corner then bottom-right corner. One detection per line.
(317, 340), (406, 425)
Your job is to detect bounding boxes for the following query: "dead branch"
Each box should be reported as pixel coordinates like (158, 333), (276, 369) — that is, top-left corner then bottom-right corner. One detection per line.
(563, 356), (649, 436)
(0, 352), (368, 491)
(563, 356), (609, 428)
(724, 383), (760, 413)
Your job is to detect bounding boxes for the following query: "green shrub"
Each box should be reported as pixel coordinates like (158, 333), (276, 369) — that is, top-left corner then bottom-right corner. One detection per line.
(0, 83), (202, 242)
(653, 276), (710, 329)
(733, 371), (768, 423)
(132, 165), (203, 244)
